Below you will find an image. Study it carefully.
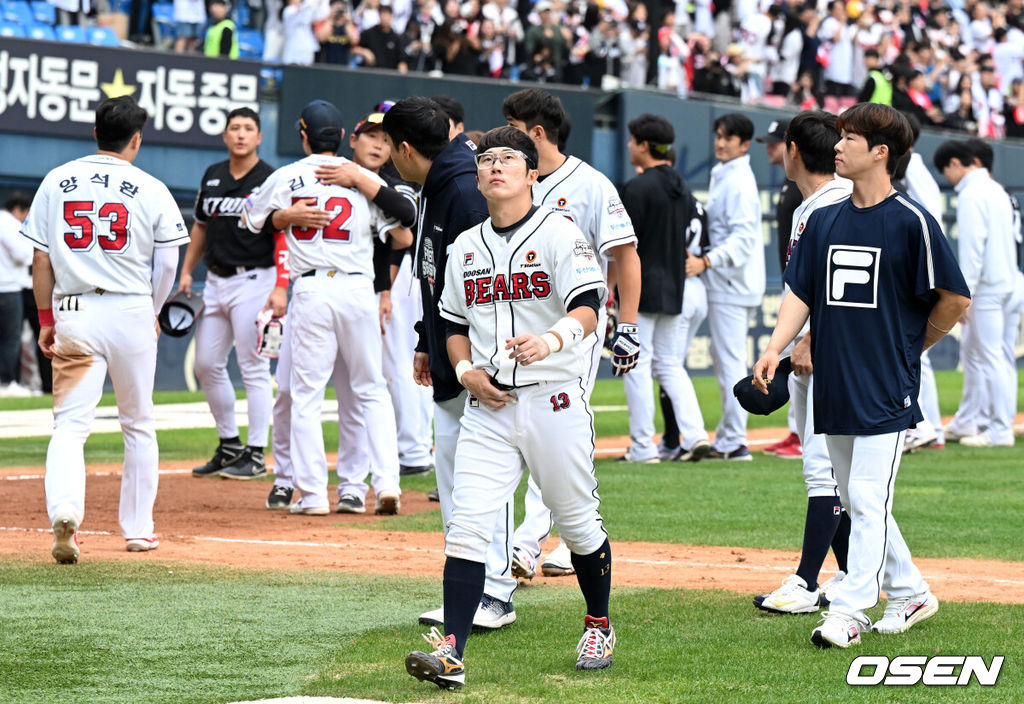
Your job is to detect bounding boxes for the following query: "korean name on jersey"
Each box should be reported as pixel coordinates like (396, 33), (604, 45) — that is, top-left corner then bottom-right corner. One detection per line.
(439, 208), (606, 386)
(242, 155), (398, 277)
(532, 155), (637, 276)
(20, 154), (188, 297)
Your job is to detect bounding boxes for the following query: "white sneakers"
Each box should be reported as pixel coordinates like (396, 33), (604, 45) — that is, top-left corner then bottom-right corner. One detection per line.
(755, 574), (821, 614)
(959, 433), (1014, 448)
(817, 571), (846, 606)
(811, 612), (864, 649)
(872, 592), (939, 634)
(418, 595), (517, 630)
(126, 536), (160, 552)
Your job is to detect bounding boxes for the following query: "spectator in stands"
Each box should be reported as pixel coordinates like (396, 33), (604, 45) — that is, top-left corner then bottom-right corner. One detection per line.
(204, 0), (238, 59)
(281, 0), (321, 64)
(620, 2), (650, 87)
(262, 0), (286, 61)
(355, 0), (384, 31)
(477, 17), (507, 76)
(1005, 77), (1024, 138)
(317, 0), (360, 64)
(819, 0), (857, 110)
(359, 3), (410, 71)
(0, 193), (33, 398)
(524, 1), (571, 82)
(655, 16), (689, 95)
(173, 0), (206, 52)
(944, 72), (979, 131)
(431, 0), (481, 75)
(992, 26), (1024, 87)
(588, 11), (625, 88)
(973, 56), (1006, 136)
(481, 0), (523, 61)
(767, 7), (805, 100)
(403, 0), (443, 71)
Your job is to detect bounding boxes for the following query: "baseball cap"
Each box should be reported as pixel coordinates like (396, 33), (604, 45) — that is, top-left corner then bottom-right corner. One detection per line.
(354, 111), (385, 134)
(732, 357), (793, 416)
(535, 0), (553, 12)
(755, 119), (790, 144)
(159, 289), (204, 338)
(296, 99), (344, 141)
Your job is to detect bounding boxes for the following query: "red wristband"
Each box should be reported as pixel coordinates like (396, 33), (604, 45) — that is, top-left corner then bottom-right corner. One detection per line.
(39, 308), (55, 327)
(274, 230), (290, 287)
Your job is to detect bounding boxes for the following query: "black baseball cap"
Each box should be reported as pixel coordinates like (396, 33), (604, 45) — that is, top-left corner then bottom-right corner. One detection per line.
(755, 119), (790, 144)
(732, 357), (794, 416)
(296, 100), (344, 141)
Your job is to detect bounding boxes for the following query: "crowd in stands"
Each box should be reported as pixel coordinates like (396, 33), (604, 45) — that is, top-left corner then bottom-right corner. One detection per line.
(5, 0), (1024, 137)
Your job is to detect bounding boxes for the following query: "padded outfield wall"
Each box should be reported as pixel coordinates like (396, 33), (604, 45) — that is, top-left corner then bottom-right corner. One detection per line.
(0, 40), (1022, 388)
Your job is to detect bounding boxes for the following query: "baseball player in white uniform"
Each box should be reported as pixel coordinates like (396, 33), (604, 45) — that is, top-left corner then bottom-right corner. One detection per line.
(243, 99), (403, 514)
(406, 127), (614, 690)
(502, 88), (640, 579)
(21, 96), (188, 563)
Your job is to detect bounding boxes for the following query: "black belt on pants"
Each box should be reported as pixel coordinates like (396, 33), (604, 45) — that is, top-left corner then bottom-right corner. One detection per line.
(490, 377), (538, 392)
(207, 263), (257, 278)
(300, 269), (362, 278)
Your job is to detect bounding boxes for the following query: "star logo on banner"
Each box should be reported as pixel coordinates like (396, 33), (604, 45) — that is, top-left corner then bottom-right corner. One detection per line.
(101, 69), (136, 99)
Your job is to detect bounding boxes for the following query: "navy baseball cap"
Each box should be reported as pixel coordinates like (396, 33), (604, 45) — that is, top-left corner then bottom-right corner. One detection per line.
(755, 119), (790, 144)
(296, 100), (344, 141)
(733, 357), (794, 415)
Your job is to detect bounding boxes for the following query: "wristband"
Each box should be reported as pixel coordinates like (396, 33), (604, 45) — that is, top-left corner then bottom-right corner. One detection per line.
(38, 308), (54, 327)
(455, 359), (473, 386)
(540, 332), (561, 354)
(274, 231), (290, 287)
(546, 316), (586, 353)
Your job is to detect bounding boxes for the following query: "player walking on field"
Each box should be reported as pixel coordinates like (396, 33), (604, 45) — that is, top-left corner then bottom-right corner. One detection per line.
(754, 103), (970, 648)
(178, 107), (280, 481)
(21, 96), (189, 563)
(502, 88), (641, 579)
(243, 99), (403, 516)
(405, 127), (615, 690)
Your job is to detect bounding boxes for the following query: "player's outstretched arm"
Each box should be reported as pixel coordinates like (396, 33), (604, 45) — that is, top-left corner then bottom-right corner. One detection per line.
(923, 289), (971, 351)
(753, 293), (810, 393)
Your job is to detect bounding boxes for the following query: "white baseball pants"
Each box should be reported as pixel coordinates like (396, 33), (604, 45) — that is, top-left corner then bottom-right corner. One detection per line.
(787, 371), (837, 498)
(288, 274), (399, 510)
(825, 431), (929, 625)
(270, 310), (293, 488)
(382, 257), (434, 467)
(912, 350), (943, 444)
(193, 268), (275, 447)
(446, 379), (606, 565)
(708, 301), (754, 452)
(46, 292), (158, 540)
(435, 391), (517, 602)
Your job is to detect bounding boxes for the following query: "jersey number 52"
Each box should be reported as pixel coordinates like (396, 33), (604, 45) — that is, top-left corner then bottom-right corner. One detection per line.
(63, 201), (130, 253)
(291, 196), (353, 242)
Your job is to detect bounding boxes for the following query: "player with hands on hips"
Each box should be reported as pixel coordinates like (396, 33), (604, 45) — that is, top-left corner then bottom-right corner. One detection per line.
(177, 107), (282, 481)
(405, 127), (615, 690)
(753, 104), (970, 649)
(20, 96), (189, 562)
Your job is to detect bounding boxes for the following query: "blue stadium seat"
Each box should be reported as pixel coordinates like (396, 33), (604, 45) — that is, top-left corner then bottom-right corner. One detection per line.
(31, 0), (55, 23)
(2, 1), (34, 24)
(87, 25), (119, 46)
(25, 21), (55, 40)
(0, 20), (26, 37)
(54, 24), (87, 42)
(237, 28), (264, 59)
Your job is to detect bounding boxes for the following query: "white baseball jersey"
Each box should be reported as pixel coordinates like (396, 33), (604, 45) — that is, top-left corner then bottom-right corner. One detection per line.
(532, 155), (637, 275)
(243, 155), (399, 278)
(20, 154), (188, 296)
(439, 207), (606, 386)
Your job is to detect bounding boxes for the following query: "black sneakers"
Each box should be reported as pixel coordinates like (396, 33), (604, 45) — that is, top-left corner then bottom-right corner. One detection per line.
(220, 448), (267, 480)
(192, 442), (245, 477)
(266, 484), (294, 510)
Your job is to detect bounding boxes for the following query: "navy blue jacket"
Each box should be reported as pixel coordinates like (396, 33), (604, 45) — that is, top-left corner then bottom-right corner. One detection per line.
(414, 135), (490, 402)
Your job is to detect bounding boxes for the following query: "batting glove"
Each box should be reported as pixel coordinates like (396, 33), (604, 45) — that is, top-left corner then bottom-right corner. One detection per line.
(610, 323), (639, 376)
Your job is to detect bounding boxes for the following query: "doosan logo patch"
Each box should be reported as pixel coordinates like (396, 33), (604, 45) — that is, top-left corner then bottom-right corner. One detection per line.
(464, 252), (474, 266)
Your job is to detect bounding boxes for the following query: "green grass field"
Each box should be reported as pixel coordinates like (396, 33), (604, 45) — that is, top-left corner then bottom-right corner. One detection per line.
(0, 371), (1021, 702)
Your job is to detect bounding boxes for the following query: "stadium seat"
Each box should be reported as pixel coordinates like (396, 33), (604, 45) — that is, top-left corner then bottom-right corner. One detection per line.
(237, 28), (264, 59)
(87, 25), (119, 46)
(30, 0), (55, 23)
(232, 3), (250, 28)
(0, 19), (25, 37)
(25, 21), (55, 40)
(2, 1), (34, 24)
(54, 24), (87, 42)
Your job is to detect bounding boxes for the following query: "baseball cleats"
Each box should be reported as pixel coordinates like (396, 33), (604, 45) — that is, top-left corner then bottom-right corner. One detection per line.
(126, 536), (159, 552)
(474, 594), (516, 629)
(678, 439), (712, 462)
(872, 592), (939, 634)
(811, 612), (864, 649)
(541, 542), (576, 577)
(192, 441), (244, 477)
(817, 571), (846, 607)
(400, 463), (434, 476)
(336, 492), (366, 514)
(754, 574), (821, 614)
(289, 499), (330, 515)
(220, 448), (267, 480)
(904, 428), (938, 454)
(427, 487), (440, 502)
(512, 546), (537, 580)
(960, 433), (1014, 448)
(576, 616), (615, 670)
(657, 443), (683, 461)
(616, 449), (660, 464)
(406, 626), (465, 690)
(266, 485), (294, 510)
(707, 445), (753, 461)
(374, 491), (400, 515)
(763, 433), (799, 456)
(51, 516), (80, 564)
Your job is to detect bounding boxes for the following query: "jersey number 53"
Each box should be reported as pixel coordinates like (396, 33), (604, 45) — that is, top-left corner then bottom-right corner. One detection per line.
(63, 201), (131, 253)
(291, 196), (353, 243)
